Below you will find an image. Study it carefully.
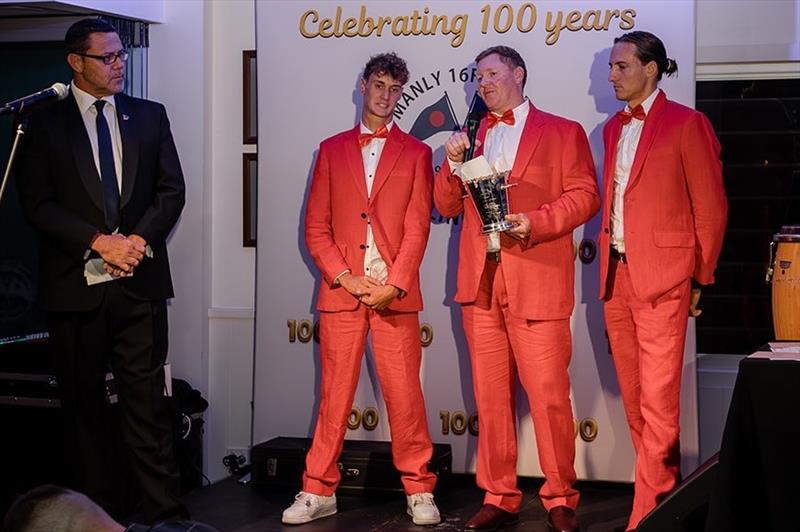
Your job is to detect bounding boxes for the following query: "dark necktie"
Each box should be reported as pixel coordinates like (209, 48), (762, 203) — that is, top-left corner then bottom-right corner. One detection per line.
(94, 100), (120, 232)
(617, 104), (646, 125)
(486, 109), (515, 130)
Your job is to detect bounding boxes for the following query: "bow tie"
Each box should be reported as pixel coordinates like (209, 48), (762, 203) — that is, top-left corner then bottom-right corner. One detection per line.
(358, 125), (388, 147)
(617, 105), (646, 125)
(486, 109), (515, 130)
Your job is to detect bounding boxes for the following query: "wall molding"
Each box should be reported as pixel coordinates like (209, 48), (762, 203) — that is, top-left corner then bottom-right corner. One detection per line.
(208, 306), (255, 319)
(697, 61), (800, 81)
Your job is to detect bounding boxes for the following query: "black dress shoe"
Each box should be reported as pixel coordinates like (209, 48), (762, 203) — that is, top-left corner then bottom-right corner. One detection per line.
(464, 504), (519, 530)
(547, 505), (579, 531)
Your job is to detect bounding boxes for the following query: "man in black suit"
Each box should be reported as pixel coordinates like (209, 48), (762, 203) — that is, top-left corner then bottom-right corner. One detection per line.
(17, 18), (186, 522)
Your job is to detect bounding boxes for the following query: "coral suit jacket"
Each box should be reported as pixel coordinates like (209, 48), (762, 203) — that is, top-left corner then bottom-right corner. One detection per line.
(305, 124), (433, 313)
(597, 91), (728, 302)
(434, 103), (600, 320)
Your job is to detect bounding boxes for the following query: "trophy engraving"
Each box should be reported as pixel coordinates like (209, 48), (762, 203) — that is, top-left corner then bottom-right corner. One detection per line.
(457, 156), (517, 235)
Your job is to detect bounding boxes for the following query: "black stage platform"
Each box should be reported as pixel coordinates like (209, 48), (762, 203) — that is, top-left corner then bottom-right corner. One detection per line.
(182, 474), (633, 531)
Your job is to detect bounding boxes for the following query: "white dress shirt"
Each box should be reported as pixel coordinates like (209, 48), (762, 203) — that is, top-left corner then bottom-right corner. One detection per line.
(610, 88), (660, 253)
(71, 81), (123, 193)
(360, 121), (392, 283)
(482, 99), (530, 252)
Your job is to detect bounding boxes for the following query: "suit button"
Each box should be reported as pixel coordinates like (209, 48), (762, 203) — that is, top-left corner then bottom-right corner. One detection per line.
(361, 212), (367, 219)
(359, 244), (366, 250)
(603, 228), (609, 234)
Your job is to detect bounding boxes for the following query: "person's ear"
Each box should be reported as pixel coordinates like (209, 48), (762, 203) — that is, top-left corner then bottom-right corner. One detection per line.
(67, 53), (83, 74)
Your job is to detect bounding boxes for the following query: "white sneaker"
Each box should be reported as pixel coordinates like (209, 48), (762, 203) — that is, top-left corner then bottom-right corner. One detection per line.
(406, 492), (441, 525)
(281, 491), (337, 524)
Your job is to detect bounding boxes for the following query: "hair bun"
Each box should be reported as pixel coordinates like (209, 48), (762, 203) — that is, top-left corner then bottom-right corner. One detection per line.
(665, 57), (678, 75)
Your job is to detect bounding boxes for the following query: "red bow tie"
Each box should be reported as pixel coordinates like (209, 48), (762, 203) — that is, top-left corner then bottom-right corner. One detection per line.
(358, 125), (388, 147)
(486, 110), (515, 130)
(617, 105), (646, 125)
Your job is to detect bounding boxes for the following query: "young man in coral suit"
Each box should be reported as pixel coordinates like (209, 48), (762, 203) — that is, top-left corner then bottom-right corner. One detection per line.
(435, 45), (599, 532)
(599, 31), (727, 531)
(282, 52), (440, 526)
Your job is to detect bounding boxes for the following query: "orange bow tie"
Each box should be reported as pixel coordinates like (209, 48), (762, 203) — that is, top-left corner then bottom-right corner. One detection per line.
(358, 125), (388, 147)
(617, 104), (646, 125)
(486, 110), (515, 130)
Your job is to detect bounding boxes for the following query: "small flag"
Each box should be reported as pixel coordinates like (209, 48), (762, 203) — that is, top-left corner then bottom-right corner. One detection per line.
(409, 92), (459, 141)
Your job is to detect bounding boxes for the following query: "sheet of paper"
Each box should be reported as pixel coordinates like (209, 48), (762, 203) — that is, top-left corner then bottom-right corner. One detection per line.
(748, 350), (800, 361)
(455, 155), (494, 182)
(768, 342), (800, 353)
(84, 258), (117, 285)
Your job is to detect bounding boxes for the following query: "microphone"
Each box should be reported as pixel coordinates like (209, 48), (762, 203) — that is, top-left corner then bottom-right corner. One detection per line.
(0, 82), (69, 116)
(464, 91), (488, 162)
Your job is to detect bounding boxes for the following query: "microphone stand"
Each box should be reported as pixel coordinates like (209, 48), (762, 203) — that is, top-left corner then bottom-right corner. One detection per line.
(0, 113), (29, 206)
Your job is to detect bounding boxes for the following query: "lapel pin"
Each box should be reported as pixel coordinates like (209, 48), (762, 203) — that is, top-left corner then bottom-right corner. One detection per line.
(122, 114), (130, 121)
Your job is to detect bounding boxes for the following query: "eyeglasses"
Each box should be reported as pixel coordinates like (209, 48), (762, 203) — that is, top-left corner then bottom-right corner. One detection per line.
(76, 50), (129, 65)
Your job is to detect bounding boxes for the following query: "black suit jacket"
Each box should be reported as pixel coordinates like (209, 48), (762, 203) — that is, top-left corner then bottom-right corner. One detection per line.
(18, 91), (185, 312)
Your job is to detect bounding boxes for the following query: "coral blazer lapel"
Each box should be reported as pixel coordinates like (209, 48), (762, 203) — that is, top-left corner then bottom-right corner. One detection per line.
(369, 125), (405, 203)
(343, 125), (369, 203)
(509, 103), (544, 183)
(625, 91), (666, 193)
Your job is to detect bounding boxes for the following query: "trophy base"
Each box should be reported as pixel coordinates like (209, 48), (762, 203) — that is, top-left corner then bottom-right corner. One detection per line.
(480, 220), (515, 235)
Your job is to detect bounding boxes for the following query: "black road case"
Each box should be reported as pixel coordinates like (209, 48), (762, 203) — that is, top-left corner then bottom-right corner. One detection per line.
(251, 437), (452, 494)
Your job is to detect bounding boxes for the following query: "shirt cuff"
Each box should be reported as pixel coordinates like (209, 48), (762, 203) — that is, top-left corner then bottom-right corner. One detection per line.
(447, 158), (462, 174)
(333, 269), (350, 286)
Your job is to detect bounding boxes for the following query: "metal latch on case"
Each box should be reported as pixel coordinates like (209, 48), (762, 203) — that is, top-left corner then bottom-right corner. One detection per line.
(336, 462), (360, 478)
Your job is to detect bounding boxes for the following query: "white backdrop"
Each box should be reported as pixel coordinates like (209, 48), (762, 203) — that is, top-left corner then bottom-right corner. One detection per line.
(254, 0), (698, 481)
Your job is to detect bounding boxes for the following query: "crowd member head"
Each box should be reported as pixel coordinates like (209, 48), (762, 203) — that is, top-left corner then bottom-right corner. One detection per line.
(65, 18), (127, 98)
(474, 45), (526, 114)
(359, 52), (408, 127)
(608, 30), (678, 108)
(3, 486), (220, 532)
(2, 485), (123, 532)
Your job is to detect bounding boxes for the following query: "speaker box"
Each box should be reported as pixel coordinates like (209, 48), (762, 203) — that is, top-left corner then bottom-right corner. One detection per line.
(636, 453), (719, 532)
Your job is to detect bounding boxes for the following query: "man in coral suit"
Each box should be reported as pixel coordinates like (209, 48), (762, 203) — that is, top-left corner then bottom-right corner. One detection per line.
(599, 31), (727, 531)
(282, 53), (440, 526)
(435, 45), (599, 532)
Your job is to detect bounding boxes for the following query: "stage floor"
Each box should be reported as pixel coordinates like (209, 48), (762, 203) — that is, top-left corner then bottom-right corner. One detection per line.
(182, 474), (633, 531)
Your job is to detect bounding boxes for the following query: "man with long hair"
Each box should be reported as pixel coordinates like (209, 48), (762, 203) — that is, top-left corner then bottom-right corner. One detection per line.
(599, 31), (727, 531)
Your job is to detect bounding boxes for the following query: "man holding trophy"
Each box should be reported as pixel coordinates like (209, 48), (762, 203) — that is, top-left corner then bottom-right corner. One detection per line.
(283, 52), (439, 526)
(434, 45), (599, 532)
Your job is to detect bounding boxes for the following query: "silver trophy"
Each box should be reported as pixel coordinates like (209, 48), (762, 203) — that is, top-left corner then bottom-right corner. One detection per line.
(457, 156), (517, 234)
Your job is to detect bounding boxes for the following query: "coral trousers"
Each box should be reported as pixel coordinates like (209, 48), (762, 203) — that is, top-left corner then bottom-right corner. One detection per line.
(461, 260), (579, 513)
(302, 306), (437, 496)
(604, 259), (691, 530)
